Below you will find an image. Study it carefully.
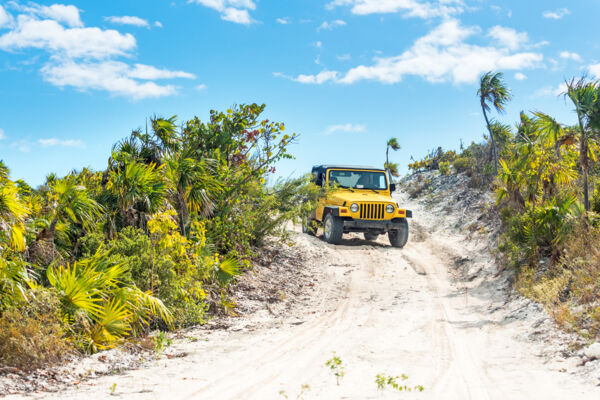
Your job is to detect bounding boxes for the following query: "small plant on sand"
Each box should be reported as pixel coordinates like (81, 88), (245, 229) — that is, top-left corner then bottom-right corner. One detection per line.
(325, 352), (345, 385)
(154, 331), (172, 353)
(375, 373), (424, 393)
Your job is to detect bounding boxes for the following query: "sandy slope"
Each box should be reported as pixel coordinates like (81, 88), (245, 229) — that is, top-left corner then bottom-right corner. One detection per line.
(14, 184), (600, 400)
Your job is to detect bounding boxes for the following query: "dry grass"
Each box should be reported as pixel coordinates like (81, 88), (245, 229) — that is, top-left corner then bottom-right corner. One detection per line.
(517, 223), (600, 338)
(0, 288), (73, 371)
(407, 176), (432, 199)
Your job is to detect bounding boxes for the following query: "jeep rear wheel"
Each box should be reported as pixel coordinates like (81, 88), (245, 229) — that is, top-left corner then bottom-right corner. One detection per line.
(388, 219), (409, 248)
(363, 232), (379, 241)
(302, 219), (317, 236)
(323, 214), (343, 245)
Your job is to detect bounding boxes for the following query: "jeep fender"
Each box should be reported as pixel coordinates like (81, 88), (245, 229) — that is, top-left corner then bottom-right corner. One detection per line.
(322, 206), (341, 220)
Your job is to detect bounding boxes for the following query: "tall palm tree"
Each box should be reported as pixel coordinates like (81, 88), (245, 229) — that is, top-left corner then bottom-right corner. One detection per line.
(385, 138), (401, 180)
(564, 78), (600, 211)
(478, 71), (512, 172)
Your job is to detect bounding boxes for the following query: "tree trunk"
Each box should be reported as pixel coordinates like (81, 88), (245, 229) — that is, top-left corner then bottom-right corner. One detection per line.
(176, 188), (189, 236)
(481, 101), (498, 173)
(36, 217), (58, 243)
(581, 141), (589, 211)
(576, 112), (590, 212)
(386, 146), (391, 181)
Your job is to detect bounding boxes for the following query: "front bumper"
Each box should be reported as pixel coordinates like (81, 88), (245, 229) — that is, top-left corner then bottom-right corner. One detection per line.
(342, 218), (407, 232)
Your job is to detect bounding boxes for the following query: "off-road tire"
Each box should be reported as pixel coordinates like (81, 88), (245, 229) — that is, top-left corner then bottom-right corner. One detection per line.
(323, 214), (344, 245)
(363, 232), (379, 241)
(388, 219), (409, 248)
(302, 219), (317, 236)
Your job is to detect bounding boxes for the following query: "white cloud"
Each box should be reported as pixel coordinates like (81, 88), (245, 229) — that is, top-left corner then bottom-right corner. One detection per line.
(154, 21), (162, 28)
(534, 83), (567, 97)
(295, 70), (339, 84)
(543, 8), (569, 20)
(276, 17), (290, 24)
(282, 19), (543, 86)
(326, 0), (464, 19)
(318, 20), (346, 31)
(221, 7), (251, 24)
(105, 16), (150, 28)
(490, 5), (511, 17)
(128, 64), (195, 80)
(38, 138), (84, 148)
(590, 64), (600, 79)
(41, 60), (194, 99)
(487, 26), (528, 50)
(0, 16), (136, 59)
(559, 51), (581, 62)
(11, 3), (83, 27)
(0, 3), (195, 99)
(514, 72), (527, 80)
(337, 54), (351, 61)
(554, 83), (568, 96)
(195, 83), (207, 90)
(190, 0), (256, 24)
(315, 41), (322, 48)
(325, 123), (366, 135)
(0, 128), (5, 140)
(0, 5), (12, 28)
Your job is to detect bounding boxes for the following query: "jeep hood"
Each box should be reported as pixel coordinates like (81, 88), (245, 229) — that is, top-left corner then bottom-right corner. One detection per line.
(329, 191), (395, 205)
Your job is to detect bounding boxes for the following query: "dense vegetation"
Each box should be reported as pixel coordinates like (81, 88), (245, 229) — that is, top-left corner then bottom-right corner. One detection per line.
(0, 103), (320, 369)
(409, 74), (600, 339)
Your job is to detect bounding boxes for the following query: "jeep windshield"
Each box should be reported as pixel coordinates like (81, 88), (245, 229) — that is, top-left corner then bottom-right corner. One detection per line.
(328, 169), (388, 190)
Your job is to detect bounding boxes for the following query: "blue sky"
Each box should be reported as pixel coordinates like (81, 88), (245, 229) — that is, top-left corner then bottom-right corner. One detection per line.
(0, 0), (598, 186)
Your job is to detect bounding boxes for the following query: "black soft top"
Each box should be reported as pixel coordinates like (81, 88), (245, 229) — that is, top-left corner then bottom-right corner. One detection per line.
(312, 165), (385, 173)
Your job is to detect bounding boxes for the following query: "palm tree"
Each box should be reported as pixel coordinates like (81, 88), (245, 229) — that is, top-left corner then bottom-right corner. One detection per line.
(564, 78), (600, 211)
(0, 161), (29, 252)
(384, 162), (400, 178)
(164, 154), (222, 236)
(478, 71), (512, 172)
(36, 176), (103, 246)
(106, 161), (166, 228)
(385, 138), (401, 180)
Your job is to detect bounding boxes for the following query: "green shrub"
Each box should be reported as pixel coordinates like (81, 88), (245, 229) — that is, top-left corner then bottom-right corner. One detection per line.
(109, 227), (177, 300)
(0, 288), (72, 371)
(439, 161), (450, 176)
(592, 182), (600, 214)
(76, 231), (105, 258)
(452, 157), (473, 173)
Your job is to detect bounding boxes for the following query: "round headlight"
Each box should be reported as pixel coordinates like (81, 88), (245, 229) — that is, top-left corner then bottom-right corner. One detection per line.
(350, 203), (359, 213)
(386, 204), (395, 214)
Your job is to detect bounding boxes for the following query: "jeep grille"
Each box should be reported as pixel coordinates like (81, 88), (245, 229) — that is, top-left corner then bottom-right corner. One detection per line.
(359, 203), (385, 220)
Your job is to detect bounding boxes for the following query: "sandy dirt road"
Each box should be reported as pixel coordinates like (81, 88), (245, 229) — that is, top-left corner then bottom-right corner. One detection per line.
(17, 191), (600, 400)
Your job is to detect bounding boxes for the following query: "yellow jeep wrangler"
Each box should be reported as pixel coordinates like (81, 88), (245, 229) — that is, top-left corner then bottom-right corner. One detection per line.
(303, 165), (412, 248)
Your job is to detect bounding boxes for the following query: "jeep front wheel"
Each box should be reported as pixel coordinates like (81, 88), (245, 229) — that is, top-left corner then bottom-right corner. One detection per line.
(388, 219), (409, 248)
(323, 214), (344, 244)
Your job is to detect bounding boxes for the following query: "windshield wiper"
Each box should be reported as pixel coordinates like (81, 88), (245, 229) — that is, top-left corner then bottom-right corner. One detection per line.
(360, 188), (379, 194)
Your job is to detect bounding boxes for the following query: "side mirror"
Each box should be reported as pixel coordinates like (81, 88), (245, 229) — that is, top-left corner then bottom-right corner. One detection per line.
(390, 183), (396, 192)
